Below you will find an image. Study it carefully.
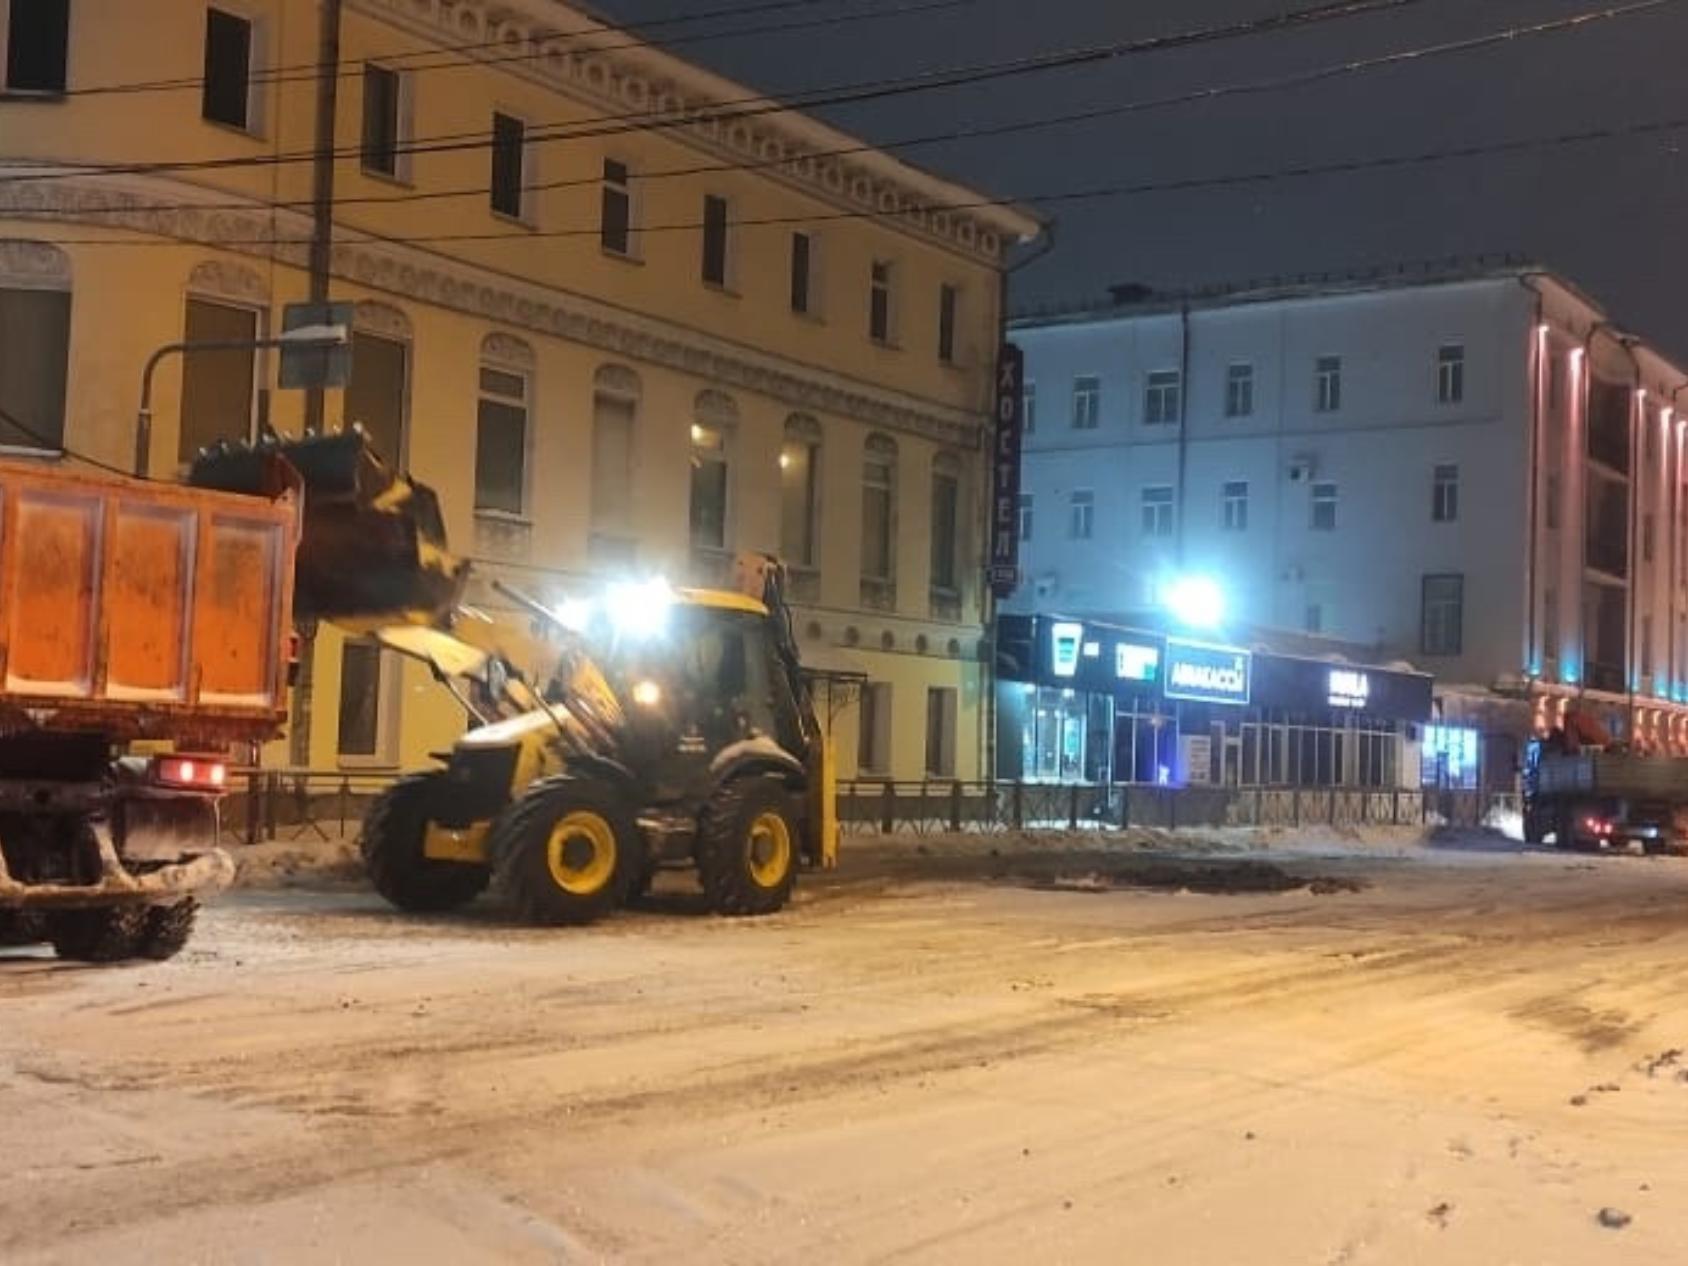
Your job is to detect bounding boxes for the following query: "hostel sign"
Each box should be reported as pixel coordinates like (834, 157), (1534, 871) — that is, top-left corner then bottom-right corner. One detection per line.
(988, 344), (1026, 598)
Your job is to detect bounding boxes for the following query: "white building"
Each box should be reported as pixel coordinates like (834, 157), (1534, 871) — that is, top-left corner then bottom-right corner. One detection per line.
(1008, 261), (1688, 785)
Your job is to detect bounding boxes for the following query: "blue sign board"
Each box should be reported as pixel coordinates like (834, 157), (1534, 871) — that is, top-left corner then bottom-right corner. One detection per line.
(1164, 638), (1252, 706)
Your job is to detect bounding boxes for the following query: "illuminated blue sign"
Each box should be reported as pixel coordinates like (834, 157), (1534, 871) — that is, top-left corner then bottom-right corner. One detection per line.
(1164, 639), (1252, 706)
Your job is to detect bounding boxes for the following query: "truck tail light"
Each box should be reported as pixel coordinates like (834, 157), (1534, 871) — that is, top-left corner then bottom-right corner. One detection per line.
(154, 756), (228, 790)
(1583, 815), (1613, 838)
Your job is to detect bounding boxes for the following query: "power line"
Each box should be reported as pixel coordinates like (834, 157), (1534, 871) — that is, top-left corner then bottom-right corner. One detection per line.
(0, 0), (1432, 187)
(27, 110), (1688, 252)
(67, 0), (981, 99)
(32, 0), (1661, 224)
(0, 402), (138, 479)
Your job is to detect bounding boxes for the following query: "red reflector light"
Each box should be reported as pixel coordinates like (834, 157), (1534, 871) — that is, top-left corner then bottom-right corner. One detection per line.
(155, 756), (229, 790)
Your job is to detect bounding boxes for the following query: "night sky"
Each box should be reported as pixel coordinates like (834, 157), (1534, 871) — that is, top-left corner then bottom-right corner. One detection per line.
(586, 0), (1688, 356)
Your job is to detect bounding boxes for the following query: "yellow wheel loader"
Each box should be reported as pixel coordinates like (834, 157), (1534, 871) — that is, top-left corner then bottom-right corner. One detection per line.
(359, 562), (838, 925)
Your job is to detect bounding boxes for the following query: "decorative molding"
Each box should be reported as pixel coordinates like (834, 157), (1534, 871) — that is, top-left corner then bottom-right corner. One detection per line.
(593, 362), (640, 396)
(354, 298), (412, 339)
(481, 331), (535, 369)
(349, 0), (1010, 265)
(187, 258), (267, 303)
(0, 178), (985, 448)
(0, 238), (70, 289)
(694, 388), (739, 425)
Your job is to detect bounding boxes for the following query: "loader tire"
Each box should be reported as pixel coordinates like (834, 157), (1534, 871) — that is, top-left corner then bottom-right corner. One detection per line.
(697, 777), (799, 917)
(491, 779), (638, 927)
(361, 773), (491, 913)
(48, 907), (145, 963)
(0, 910), (45, 947)
(137, 899), (198, 961)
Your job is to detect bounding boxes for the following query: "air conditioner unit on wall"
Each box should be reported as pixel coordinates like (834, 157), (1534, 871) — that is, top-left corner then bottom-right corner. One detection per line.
(1287, 454), (1318, 483)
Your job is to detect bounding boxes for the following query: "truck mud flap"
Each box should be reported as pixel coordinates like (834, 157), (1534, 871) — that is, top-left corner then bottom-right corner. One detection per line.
(0, 830), (234, 910)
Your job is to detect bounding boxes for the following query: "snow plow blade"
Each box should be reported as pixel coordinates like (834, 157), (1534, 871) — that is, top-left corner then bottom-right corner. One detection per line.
(186, 430), (467, 625)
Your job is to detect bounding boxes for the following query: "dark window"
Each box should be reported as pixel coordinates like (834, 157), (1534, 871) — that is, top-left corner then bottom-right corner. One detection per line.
(490, 112), (525, 218)
(1141, 486), (1174, 537)
(690, 422), (729, 550)
(1310, 481), (1338, 531)
(1432, 463), (1458, 522)
(0, 285), (70, 449)
(336, 639), (383, 758)
(1587, 377), (1631, 472)
(601, 158), (631, 255)
(790, 232), (812, 314)
(1421, 574), (1464, 656)
(177, 297), (256, 462)
(701, 194), (729, 286)
(343, 330), (407, 467)
(360, 63), (401, 177)
(1315, 356), (1342, 413)
(862, 442), (895, 579)
(1437, 344), (1465, 404)
(1069, 489), (1094, 540)
(1546, 472), (1561, 531)
(1071, 376), (1100, 429)
(474, 367), (527, 515)
(1018, 493), (1033, 542)
(1023, 381), (1036, 433)
(869, 260), (893, 343)
(5, 0), (70, 93)
(930, 467), (959, 592)
(937, 284), (958, 363)
(202, 7), (252, 130)
(1225, 363), (1253, 418)
(925, 686), (957, 778)
(1586, 470), (1629, 577)
(779, 426), (820, 567)
(1144, 370), (1180, 424)
(1305, 603), (1323, 635)
(1222, 480), (1248, 532)
(858, 682), (890, 773)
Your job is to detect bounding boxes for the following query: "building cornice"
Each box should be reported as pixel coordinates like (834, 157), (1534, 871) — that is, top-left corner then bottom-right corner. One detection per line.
(0, 173), (984, 449)
(350, 0), (1039, 266)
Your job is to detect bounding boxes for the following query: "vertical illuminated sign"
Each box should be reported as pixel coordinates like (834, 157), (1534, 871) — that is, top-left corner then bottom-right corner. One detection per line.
(988, 344), (1025, 598)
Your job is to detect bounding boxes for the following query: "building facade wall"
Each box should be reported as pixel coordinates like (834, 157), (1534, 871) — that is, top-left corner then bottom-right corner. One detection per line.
(0, 0), (1036, 781)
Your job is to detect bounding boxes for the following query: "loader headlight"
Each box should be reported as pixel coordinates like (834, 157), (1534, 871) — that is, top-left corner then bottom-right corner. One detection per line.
(604, 577), (675, 639)
(631, 679), (662, 707)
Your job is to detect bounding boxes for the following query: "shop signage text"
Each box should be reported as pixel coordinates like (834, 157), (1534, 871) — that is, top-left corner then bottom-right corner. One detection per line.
(988, 345), (1026, 598)
(1164, 639), (1252, 705)
(1328, 669), (1370, 709)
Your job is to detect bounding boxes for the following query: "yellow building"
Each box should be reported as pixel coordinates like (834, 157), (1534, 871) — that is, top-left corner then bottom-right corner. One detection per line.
(0, 0), (1038, 781)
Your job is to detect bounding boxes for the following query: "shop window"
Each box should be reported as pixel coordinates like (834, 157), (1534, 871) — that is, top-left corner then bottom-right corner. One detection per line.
(3, 0), (69, 93)
(178, 296), (257, 462)
(1421, 725), (1479, 790)
(474, 365), (527, 516)
(924, 687), (957, 779)
(202, 7), (254, 130)
(857, 682), (892, 774)
(0, 261), (71, 451)
(1421, 573), (1464, 656)
(490, 112), (527, 219)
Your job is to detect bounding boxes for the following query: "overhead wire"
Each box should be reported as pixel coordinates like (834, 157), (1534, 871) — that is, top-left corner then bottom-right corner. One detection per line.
(0, 0), (1435, 186)
(0, 401), (139, 478)
(28, 0), (1670, 223)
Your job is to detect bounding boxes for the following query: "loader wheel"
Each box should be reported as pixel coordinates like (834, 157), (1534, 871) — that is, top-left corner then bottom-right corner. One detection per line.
(48, 907), (145, 963)
(362, 773), (492, 913)
(491, 780), (638, 926)
(697, 778), (799, 917)
(136, 899), (198, 961)
(0, 910), (45, 947)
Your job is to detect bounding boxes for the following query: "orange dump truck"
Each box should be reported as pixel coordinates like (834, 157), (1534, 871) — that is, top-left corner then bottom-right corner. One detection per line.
(0, 459), (298, 961)
(0, 428), (463, 963)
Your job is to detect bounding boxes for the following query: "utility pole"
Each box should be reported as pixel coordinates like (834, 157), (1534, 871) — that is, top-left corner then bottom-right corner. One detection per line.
(292, 0), (343, 769)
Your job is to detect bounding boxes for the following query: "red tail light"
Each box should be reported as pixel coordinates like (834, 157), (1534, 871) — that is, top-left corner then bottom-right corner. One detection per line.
(154, 756), (228, 790)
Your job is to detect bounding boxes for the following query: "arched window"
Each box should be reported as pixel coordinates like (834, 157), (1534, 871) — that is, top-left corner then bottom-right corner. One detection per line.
(590, 364), (641, 564)
(860, 433), (897, 608)
(0, 240), (71, 452)
(780, 414), (822, 570)
(930, 451), (962, 597)
(690, 391), (738, 552)
(474, 333), (533, 516)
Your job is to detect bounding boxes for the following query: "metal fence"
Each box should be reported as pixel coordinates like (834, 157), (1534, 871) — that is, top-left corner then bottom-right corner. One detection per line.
(225, 771), (1519, 845)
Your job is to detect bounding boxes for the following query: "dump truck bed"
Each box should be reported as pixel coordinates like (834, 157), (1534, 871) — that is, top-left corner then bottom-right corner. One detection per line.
(0, 459), (296, 745)
(1535, 751), (1688, 801)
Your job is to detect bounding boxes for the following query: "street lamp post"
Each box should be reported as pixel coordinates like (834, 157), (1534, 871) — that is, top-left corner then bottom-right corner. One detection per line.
(134, 324), (350, 478)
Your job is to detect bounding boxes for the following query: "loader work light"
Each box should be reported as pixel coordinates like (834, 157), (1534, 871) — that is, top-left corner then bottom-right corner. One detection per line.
(605, 577), (676, 639)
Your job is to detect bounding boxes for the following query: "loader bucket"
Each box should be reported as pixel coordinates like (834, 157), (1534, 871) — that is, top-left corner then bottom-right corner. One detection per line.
(187, 430), (468, 625)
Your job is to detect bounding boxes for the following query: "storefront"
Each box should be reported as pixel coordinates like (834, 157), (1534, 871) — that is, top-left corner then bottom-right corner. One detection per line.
(996, 615), (1435, 789)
